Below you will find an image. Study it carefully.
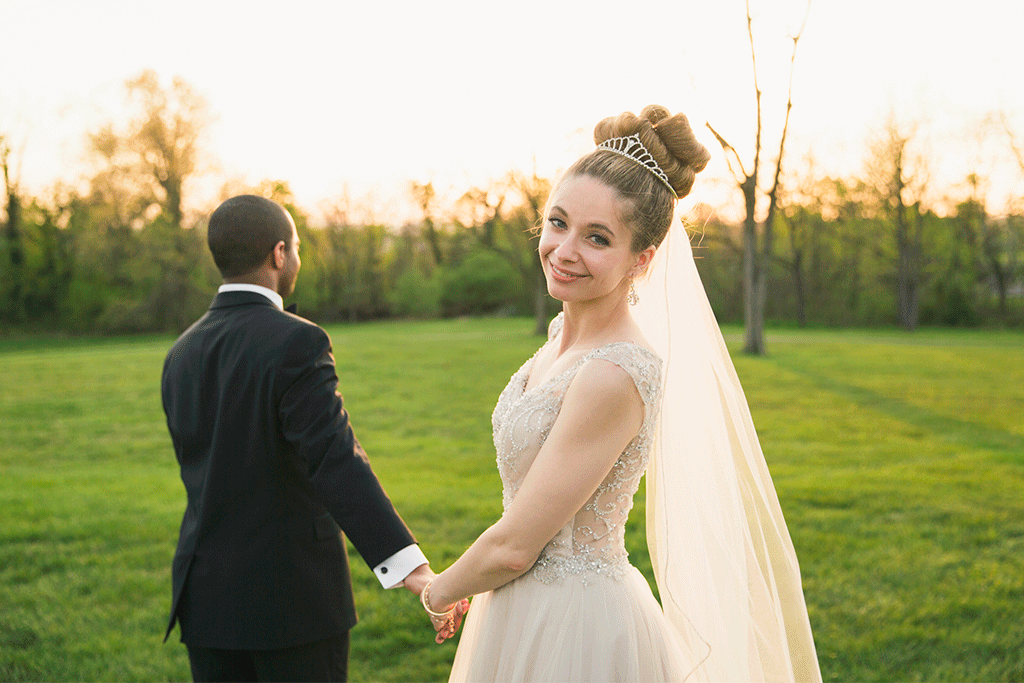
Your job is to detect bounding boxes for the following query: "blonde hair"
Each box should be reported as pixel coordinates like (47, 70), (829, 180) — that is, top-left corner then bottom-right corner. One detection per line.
(557, 105), (710, 252)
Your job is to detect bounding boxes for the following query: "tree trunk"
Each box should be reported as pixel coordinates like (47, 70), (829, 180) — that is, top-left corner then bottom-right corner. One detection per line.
(162, 176), (183, 229)
(741, 177), (765, 355)
(983, 229), (1010, 317)
(847, 261), (861, 326)
(423, 218), (443, 267)
(992, 261), (1008, 316)
(792, 251), (807, 328)
(896, 242), (913, 330)
(3, 157), (23, 322)
(893, 160), (919, 332)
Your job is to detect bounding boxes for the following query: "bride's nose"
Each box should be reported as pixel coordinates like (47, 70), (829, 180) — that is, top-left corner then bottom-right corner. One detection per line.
(552, 235), (579, 262)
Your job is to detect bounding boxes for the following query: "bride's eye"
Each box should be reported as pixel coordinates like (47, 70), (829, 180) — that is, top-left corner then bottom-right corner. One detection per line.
(589, 233), (610, 247)
(547, 217), (567, 230)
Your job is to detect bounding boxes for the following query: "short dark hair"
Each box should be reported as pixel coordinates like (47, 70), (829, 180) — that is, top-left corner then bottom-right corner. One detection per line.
(207, 195), (294, 278)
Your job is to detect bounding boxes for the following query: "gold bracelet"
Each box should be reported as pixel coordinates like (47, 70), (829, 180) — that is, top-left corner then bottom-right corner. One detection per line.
(421, 581), (456, 619)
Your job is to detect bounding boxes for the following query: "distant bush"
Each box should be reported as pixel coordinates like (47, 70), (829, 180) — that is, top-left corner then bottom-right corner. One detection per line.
(923, 279), (981, 327)
(440, 250), (519, 317)
(58, 279), (112, 332)
(389, 269), (442, 319)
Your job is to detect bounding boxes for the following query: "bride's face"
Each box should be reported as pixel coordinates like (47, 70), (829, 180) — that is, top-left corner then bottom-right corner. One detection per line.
(538, 174), (653, 305)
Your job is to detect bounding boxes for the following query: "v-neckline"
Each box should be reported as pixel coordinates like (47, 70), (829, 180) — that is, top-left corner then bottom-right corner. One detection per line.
(519, 339), (658, 397)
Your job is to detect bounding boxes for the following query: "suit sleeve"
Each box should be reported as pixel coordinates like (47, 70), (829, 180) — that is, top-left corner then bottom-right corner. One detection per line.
(277, 323), (416, 568)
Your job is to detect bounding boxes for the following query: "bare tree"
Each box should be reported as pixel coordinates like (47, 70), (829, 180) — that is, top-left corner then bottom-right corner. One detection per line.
(89, 70), (212, 229)
(1, 136), (24, 321)
(831, 179), (876, 325)
(866, 119), (928, 331)
(706, 0), (810, 355)
(457, 184), (507, 251)
(456, 171), (553, 334)
(1000, 112), (1024, 176)
(509, 170), (552, 335)
(410, 181), (445, 266)
(956, 174), (1020, 317)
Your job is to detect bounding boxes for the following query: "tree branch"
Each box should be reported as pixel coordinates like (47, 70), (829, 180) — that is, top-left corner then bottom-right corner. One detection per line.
(747, 0), (763, 182)
(705, 121), (748, 183)
(763, 0), (810, 260)
(1001, 111), (1024, 176)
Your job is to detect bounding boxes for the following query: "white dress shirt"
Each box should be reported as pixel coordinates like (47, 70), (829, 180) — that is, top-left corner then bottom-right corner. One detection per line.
(217, 283), (428, 587)
(218, 283), (284, 310)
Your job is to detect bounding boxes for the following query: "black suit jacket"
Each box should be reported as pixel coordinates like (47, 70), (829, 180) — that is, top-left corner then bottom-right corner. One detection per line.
(161, 291), (416, 650)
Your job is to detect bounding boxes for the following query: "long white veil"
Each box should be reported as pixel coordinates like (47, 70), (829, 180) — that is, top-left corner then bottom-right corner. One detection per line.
(634, 226), (822, 682)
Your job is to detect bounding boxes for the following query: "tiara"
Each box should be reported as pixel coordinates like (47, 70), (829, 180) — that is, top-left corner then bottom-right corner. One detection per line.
(596, 134), (678, 198)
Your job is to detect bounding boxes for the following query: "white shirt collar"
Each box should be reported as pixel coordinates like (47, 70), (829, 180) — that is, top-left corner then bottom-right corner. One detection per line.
(218, 283), (284, 311)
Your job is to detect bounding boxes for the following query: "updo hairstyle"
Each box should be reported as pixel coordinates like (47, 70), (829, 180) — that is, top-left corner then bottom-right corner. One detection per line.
(561, 105), (711, 252)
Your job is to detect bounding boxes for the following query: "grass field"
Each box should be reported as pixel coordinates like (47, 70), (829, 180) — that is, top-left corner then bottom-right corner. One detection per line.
(1, 318), (1022, 682)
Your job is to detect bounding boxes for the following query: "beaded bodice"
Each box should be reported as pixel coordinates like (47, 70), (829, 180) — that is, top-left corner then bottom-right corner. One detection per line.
(491, 314), (663, 583)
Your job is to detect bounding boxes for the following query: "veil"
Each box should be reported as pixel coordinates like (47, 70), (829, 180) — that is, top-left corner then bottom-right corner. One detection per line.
(633, 226), (822, 682)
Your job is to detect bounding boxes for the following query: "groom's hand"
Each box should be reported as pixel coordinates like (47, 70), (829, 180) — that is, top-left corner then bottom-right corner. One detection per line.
(402, 563), (434, 595)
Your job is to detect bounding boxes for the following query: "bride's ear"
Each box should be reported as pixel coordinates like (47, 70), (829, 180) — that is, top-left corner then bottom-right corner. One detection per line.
(629, 245), (656, 279)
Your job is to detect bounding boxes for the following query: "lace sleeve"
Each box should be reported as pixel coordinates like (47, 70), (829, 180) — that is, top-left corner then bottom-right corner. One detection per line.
(583, 344), (663, 422)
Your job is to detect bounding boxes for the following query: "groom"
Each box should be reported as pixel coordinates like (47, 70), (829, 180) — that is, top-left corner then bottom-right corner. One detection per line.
(161, 195), (434, 682)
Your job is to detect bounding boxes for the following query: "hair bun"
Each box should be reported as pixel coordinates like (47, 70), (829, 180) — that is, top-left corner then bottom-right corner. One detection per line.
(593, 105), (710, 199)
(640, 104), (672, 126)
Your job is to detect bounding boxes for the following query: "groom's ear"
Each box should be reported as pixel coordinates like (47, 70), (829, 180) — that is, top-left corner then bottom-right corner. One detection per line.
(271, 240), (287, 270)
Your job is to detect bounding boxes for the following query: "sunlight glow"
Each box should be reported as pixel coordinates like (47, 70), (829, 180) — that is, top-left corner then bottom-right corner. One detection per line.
(1, 0), (1022, 221)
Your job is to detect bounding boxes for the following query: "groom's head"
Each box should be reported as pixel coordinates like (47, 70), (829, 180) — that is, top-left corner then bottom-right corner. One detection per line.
(208, 195), (300, 295)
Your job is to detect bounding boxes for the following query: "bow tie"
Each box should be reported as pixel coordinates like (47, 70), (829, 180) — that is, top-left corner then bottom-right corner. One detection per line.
(285, 303), (298, 314)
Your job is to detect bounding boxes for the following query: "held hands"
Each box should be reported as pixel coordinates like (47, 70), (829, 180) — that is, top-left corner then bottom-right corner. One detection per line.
(421, 581), (470, 644)
(402, 563), (469, 643)
(401, 563), (435, 596)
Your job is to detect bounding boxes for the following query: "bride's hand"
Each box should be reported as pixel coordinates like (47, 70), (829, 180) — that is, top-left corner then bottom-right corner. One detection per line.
(428, 599), (470, 643)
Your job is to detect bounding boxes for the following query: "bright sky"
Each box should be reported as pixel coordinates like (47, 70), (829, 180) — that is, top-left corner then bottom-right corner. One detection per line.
(2, 0), (1022, 222)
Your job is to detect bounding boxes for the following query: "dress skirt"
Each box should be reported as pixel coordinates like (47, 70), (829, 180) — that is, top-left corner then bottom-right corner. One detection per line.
(449, 566), (701, 683)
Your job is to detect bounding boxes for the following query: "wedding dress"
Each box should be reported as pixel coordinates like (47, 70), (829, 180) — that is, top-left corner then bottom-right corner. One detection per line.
(449, 313), (701, 682)
(448, 227), (821, 683)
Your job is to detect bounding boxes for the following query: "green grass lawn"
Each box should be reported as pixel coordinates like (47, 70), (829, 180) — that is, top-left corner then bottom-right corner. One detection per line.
(0, 319), (1021, 682)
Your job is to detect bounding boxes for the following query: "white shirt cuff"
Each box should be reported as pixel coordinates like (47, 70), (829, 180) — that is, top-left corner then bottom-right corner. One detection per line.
(373, 544), (429, 589)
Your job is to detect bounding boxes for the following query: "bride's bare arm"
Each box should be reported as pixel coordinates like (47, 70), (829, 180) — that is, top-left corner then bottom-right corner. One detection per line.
(425, 359), (644, 612)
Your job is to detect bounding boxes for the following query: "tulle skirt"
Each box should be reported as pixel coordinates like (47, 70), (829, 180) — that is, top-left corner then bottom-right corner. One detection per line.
(449, 565), (702, 683)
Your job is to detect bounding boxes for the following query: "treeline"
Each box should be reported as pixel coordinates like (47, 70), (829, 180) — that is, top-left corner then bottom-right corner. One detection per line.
(0, 173), (560, 334)
(3, 171), (1021, 336)
(698, 172), (1024, 329)
(1, 71), (1022, 335)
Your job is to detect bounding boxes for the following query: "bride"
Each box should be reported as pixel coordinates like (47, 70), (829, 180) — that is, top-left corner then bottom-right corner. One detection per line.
(420, 105), (822, 682)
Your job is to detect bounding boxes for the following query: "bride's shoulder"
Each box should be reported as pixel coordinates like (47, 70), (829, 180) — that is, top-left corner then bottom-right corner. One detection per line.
(564, 354), (647, 411)
(576, 341), (662, 406)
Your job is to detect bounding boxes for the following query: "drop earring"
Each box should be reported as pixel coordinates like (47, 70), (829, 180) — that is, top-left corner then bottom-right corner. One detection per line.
(628, 280), (639, 306)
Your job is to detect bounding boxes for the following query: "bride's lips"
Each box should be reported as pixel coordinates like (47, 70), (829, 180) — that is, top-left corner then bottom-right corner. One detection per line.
(548, 262), (587, 283)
